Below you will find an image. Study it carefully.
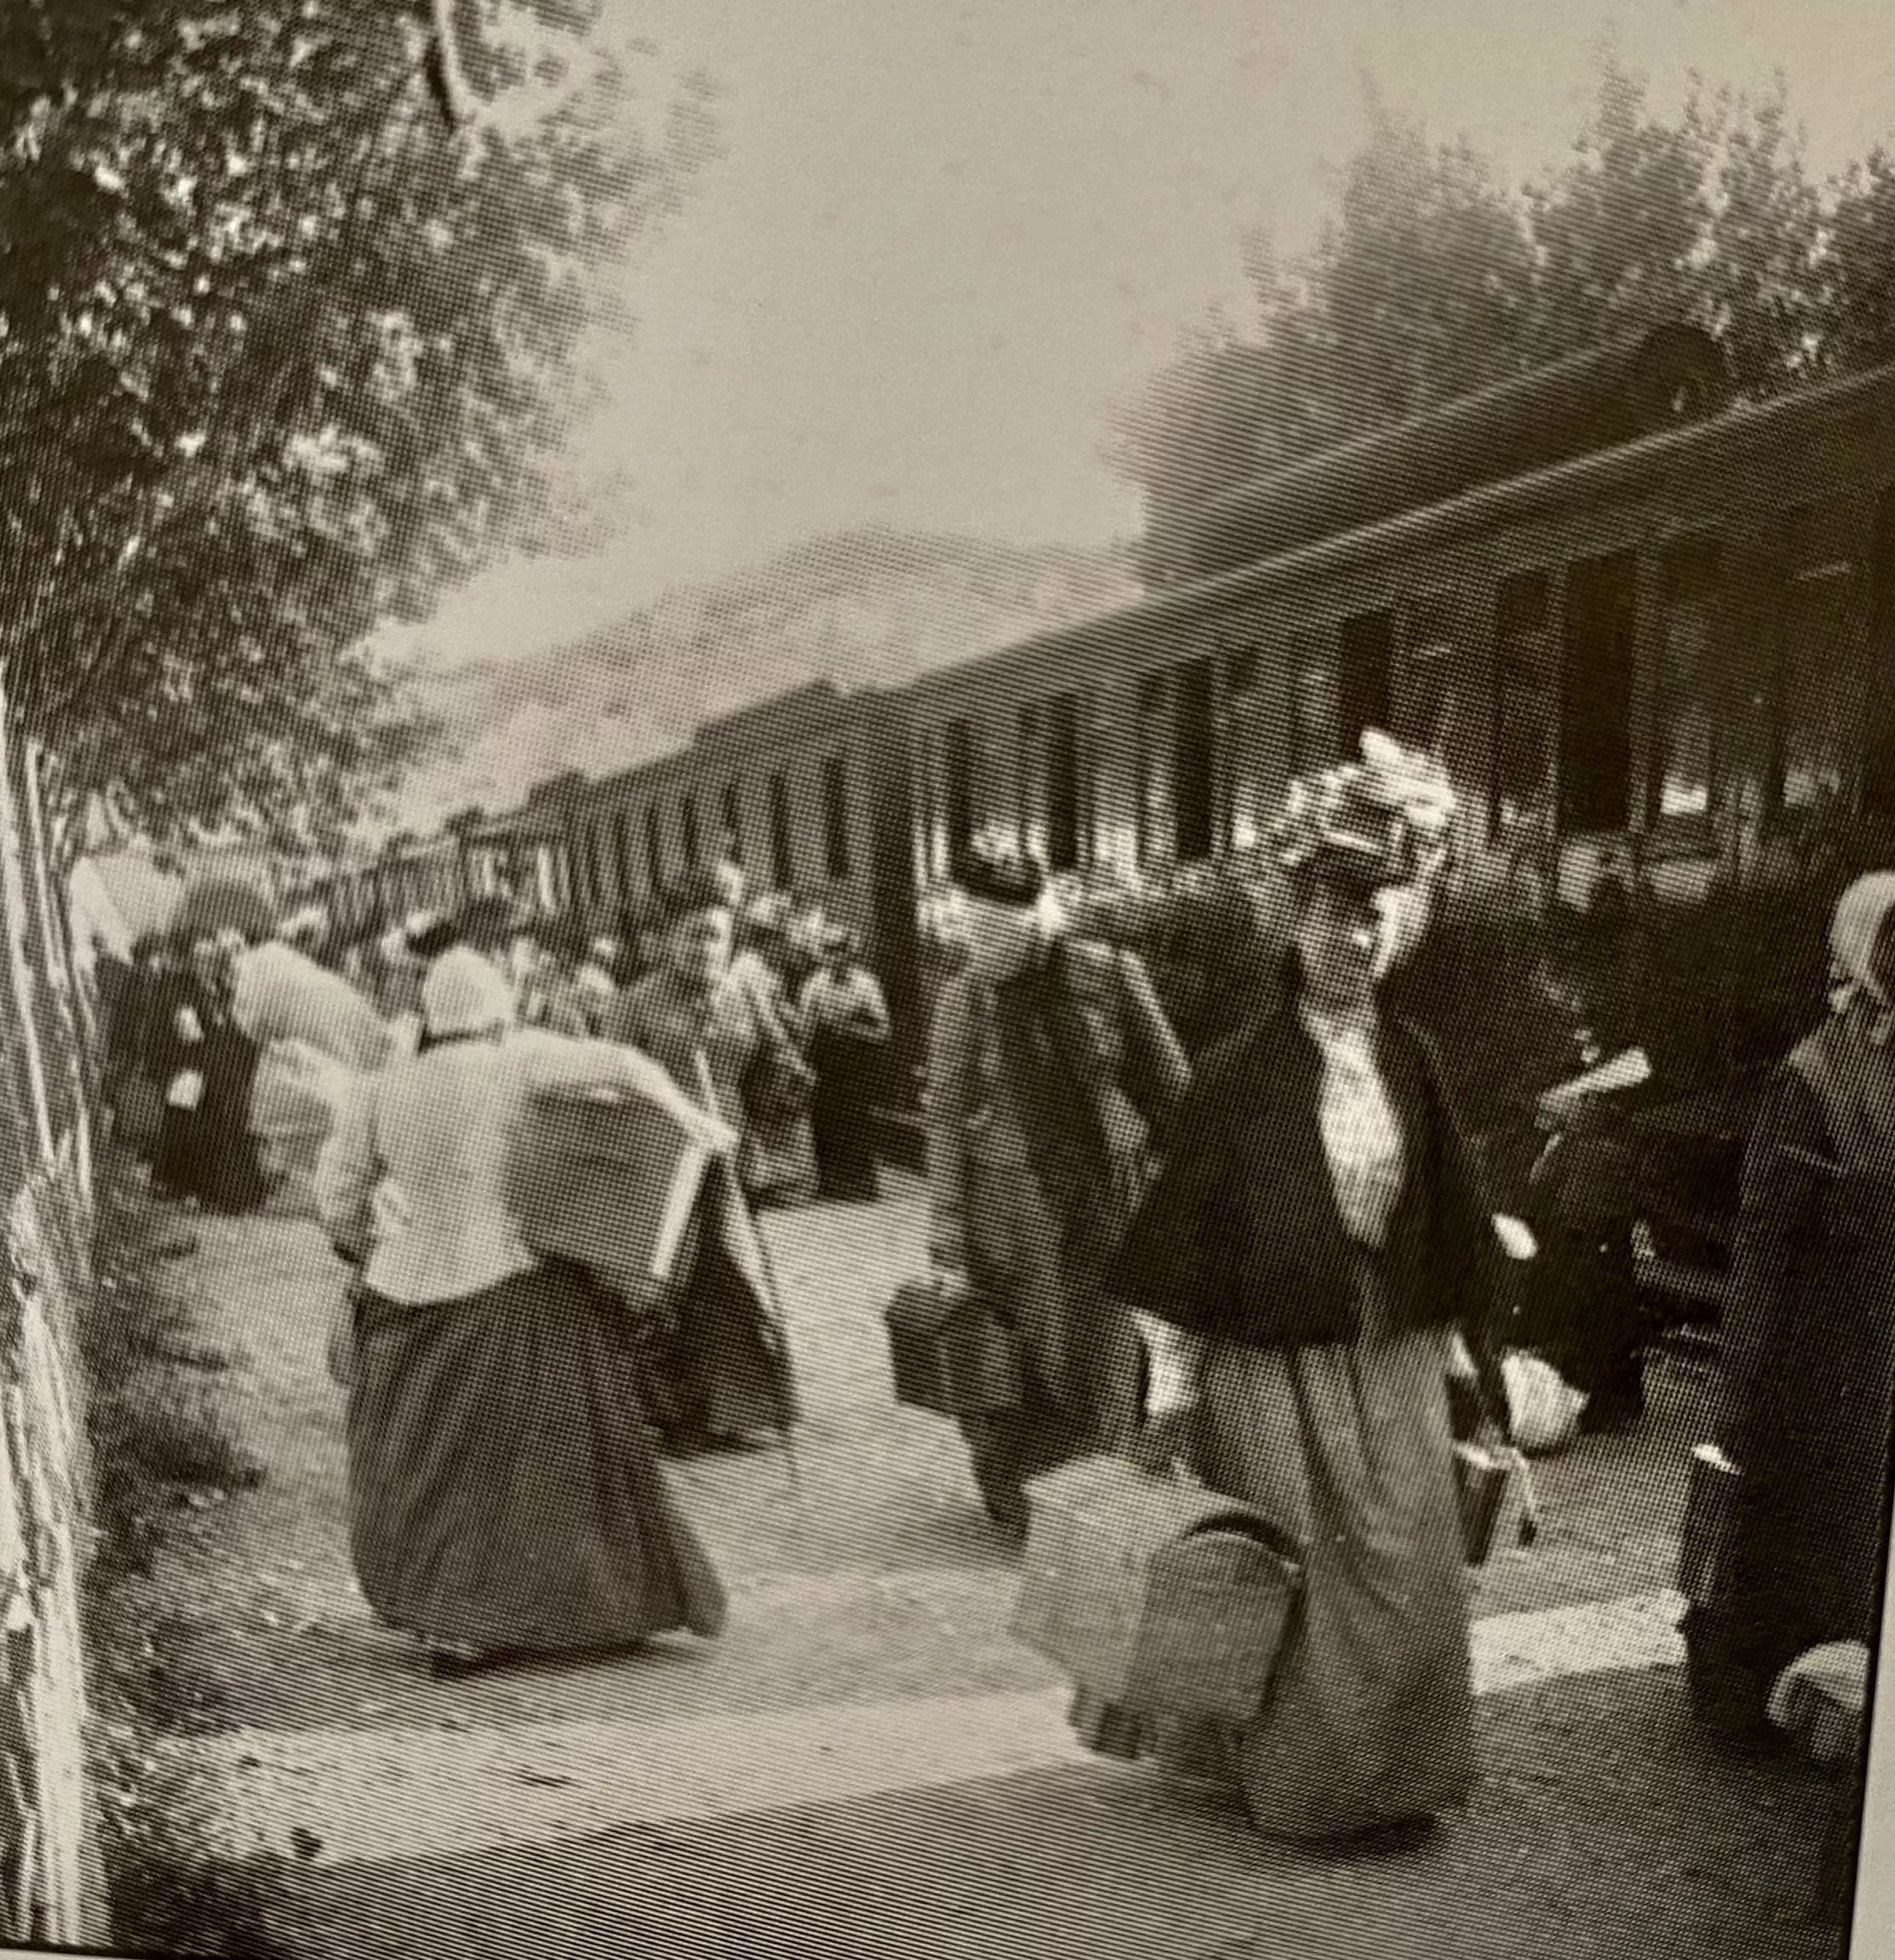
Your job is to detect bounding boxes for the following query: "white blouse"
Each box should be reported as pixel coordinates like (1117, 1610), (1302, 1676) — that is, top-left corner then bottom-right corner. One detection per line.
(1136, 1005), (1408, 1413)
(314, 1027), (733, 1308)
(1300, 1002), (1408, 1249)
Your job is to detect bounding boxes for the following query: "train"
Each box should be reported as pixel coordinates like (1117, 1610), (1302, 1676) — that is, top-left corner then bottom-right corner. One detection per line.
(316, 324), (1895, 1308)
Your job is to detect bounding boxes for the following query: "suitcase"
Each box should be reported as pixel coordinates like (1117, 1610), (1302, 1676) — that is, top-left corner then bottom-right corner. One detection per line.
(505, 1085), (712, 1284)
(1678, 1442), (1740, 1610)
(884, 1279), (1023, 1416)
(1454, 1441), (1511, 1565)
(1011, 1454), (1303, 1724)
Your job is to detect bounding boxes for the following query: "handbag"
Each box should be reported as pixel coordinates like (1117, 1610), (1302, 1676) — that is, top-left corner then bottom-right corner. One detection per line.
(885, 1276), (1023, 1416)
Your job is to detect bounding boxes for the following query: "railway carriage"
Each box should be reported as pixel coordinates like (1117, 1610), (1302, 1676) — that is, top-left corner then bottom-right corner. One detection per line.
(314, 328), (1895, 1304)
(898, 334), (1895, 1316)
(563, 681), (921, 1046)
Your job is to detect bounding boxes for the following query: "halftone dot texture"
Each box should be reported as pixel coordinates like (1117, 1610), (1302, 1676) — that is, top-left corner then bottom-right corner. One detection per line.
(40, 13), (1895, 1954)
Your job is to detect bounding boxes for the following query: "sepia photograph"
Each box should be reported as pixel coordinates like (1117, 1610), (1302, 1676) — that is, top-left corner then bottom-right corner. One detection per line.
(0, 1), (1892, 1955)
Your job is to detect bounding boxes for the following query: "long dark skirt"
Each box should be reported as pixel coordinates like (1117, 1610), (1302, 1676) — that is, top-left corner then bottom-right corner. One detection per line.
(663, 1192), (800, 1449)
(153, 1037), (269, 1213)
(1519, 1224), (1647, 1428)
(347, 1263), (727, 1656)
(809, 1030), (883, 1201)
(1078, 1262), (1476, 1842)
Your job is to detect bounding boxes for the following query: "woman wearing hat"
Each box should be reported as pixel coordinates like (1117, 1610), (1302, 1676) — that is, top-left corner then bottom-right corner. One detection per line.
(314, 946), (735, 1675)
(1102, 735), (1508, 1852)
(601, 872), (805, 1454)
(924, 842), (1191, 1536)
(800, 927), (892, 1201)
(1687, 871), (1895, 1747)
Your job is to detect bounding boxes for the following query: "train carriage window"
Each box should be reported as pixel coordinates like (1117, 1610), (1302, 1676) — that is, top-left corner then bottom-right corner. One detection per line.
(1016, 704), (1043, 858)
(612, 812), (632, 900)
(1220, 644), (1268, 854)
(582, 824), (602, 908)
(1398, 597), (1457, 758)
(1338, 611), (1395, 749)
(1558, 550), (1638, 835)
(1134, 674), (1171, 866)
(1291, 650), (1337, 775)
(1772, 504), (1855, 815)
(1652, 538), (1721, 824)
(768, 772), (795, 888)
(913, 729), (942, 881)
(1174, 657), (1216, 863)
(679, 795), (700, 869)
(1492, 568), (1556, 841)
(942, 720), (975, 867)
(1864, 485), (1895, 817)
(722, 783), (744, 865)
(645, 806), (664, 892)
(822, 756), (852, 879)
(1045, 692), (1083, 872)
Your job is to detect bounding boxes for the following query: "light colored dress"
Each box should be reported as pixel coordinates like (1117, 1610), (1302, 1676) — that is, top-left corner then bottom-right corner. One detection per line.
(1135, 1003), (1476, 1840)
(313, 1029), (730, 1656)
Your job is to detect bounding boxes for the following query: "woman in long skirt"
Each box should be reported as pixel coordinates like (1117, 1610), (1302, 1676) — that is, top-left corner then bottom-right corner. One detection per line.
(1686, 872), (1895, 1744)
(601, 874), (802, 1454)
(1105, 738), (1510, 1850)
(315, 947), (734, 1673)
(800, 928), (891, 1200)
(151, 932), (270, 1213)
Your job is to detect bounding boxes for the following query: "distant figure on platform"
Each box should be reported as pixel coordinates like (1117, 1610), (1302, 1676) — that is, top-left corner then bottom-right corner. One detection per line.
(314, 946), (734, 1676)
(151, 932), (271, 1214)
(104, 934), (165, 1159)
(800, 927), (891, 1201)
(601, 874), (802, 1454)
(726, 896), (818, 1209)
(924, 843), (1190, 1536)
(1689, 872), (1895, 1746)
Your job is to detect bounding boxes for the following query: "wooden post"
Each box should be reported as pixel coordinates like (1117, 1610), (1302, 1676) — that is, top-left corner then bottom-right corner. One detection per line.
(0, 693), (57, 1167)
(20, 745), (90, 1207)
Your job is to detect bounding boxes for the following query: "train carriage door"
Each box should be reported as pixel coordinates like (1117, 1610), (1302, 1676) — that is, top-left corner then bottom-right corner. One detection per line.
(1397, 596), (1458, 761)
(1338, 610), (1395, 752)
(1220, 642), (1268, 855)
(1173, 657), (1215, 862)
(1044, 694), (1082, 872)
(1651, 538), (1721, 829)
(942, 721), (975, 869)
(1771, 503), (1856, 817)
(1558, 550), (1638, 834)
(1015, 704), (1044, 862)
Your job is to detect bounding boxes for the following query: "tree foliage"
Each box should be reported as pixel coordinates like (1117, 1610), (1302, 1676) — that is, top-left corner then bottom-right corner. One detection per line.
(1113, 60), (1895, 535)
(0, 0), (715, 863)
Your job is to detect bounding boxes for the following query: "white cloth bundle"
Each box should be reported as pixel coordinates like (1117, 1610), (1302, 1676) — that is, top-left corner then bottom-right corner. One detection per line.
(1769, 1642), (1869, 1764)
(1502, 1352), (1588, 1456)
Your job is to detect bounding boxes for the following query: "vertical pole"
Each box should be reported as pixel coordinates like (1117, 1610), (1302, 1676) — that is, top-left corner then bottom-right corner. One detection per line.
(0, 691), (58, 1166)
(20, 744), (90, 1206)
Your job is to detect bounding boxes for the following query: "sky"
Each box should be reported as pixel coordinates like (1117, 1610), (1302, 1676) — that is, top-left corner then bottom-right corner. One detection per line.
(392, 0), (1895, 675)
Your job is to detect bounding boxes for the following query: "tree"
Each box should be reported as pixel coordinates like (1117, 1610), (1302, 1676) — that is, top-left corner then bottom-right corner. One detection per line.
(0, 1), (715, 865)
(1113, 59), (1887, 533)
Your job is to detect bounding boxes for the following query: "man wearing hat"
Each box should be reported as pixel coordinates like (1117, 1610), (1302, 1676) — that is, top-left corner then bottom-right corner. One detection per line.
(923, 840), (1190, 1535)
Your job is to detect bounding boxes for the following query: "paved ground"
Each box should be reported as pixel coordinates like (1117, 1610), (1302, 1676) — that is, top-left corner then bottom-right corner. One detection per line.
(104, 1176), (1851, 1959)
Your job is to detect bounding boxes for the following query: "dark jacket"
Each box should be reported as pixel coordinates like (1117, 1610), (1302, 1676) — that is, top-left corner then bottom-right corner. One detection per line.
(1110, 992), (1500, 1370)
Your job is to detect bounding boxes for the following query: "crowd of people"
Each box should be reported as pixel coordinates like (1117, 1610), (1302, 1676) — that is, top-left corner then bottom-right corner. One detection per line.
(87, 733), (1893, 1860)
